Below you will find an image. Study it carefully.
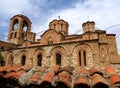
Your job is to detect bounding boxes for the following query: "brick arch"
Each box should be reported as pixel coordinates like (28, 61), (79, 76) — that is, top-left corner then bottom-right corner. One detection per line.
(32, 48), (45, 66)
(6, 52), (14, 66)
(18, 50), (29, 65)
(72, 43), (94, 67)
(50, 46), (67, 66)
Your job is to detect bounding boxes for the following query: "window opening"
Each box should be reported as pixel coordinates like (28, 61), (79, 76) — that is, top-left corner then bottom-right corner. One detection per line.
(23, 21), (28, 32)
(13, 19), (19, 30)
(56, 53), (61, 66)
(79, 50), (87, 66)
(79, 52), (81, 66)
(22, 56), (26, 65)
(37, 54), (42, 66)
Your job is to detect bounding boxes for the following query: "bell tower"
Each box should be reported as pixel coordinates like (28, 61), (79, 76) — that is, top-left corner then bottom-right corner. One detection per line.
(7, 14), (36, 45)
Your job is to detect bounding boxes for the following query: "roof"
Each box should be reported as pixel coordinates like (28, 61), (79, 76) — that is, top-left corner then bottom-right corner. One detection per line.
(0, 65), (120, 88)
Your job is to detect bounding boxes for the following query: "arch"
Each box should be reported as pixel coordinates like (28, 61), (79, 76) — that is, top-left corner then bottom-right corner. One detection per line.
(33, 48), (45, 66)
(72, 43), (93, 67)
(72, 43), (93, 53)
(50, 46), (66, 66)
(18, 50), (28, 65)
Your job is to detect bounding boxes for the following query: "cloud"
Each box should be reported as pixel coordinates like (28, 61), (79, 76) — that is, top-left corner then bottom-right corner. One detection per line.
(0, 0), (120, 53)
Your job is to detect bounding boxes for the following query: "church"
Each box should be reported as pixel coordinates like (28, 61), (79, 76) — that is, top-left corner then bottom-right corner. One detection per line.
(0, 14), (120, 88)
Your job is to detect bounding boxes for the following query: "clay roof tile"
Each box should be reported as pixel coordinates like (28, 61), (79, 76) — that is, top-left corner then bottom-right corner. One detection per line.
(105, 66), (117, 77)
(75, 68), (89, 76)
(89, 67), (103, 76)
(59, 66), (74, 75)
(110, 74), (120, 86)
(29, 72), (42, 82)
(3, 70), (25, 79)
(92, 74), (108, 86)
(57, 71), (71, 87)
(50, 65), (60, 73)
(40, 71), (54, 84)
(74, 76), (90, 86)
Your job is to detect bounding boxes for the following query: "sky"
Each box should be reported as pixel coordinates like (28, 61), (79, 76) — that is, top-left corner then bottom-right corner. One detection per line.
(0, 0), (120, 53)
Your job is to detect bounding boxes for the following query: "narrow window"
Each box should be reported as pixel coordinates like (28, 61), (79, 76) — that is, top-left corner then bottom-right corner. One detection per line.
(83, 51), (86, 66)
(79, 50), (87, 66)
(56, 53), (61, 66)
(22, 56), (26, 65)
(79, 52), (81, 66)
(37, 54), (42, 66)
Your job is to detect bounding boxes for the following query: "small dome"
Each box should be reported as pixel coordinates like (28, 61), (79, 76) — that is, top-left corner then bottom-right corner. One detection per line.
(49, 19), (69, 35)
(82, 21), (95, 33)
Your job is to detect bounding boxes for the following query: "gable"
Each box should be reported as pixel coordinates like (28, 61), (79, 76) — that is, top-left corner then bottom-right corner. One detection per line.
(40, 29), (63, 45)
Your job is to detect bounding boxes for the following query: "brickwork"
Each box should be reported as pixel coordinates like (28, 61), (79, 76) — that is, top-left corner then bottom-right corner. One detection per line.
(0, 14), (119, 70)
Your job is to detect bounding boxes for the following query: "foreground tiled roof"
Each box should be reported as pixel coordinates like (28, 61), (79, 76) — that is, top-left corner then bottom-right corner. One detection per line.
(0, 65), (120, 88)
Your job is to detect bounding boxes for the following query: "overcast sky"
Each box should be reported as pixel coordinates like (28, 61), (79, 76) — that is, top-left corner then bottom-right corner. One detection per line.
(0, 0), (120, 53)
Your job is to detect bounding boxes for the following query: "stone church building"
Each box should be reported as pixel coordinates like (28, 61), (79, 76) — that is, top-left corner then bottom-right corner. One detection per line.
(0, 14), (120, 88)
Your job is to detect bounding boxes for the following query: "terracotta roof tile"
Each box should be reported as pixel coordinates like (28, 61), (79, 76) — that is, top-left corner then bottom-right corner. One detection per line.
(0, 66), (7, 73)
(40, 71), (54, 84)
(0, 65), (119, 87)
(89, 67), (103, 76)
(110, 74), (120, 86)
(74, 76), (90, 86)
(75, 68), (89, 76)
(105, 66), (117, 77)
(91, 74), (108, 86)
(16, 65), (32, 71)
(6, 65), (21, 72)
(50, 65), (60, 73)
(3, 70), (25, 79)
(57, 71), (71, 87)
(59, 66), (74, 74)
(29, 72), (42, 82)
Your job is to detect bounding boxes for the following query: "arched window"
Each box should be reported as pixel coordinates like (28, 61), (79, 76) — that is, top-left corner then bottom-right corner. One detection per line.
(23, 20), (28, 32)
(56, 53), (61, 66)
(22, 56), (26, 65)
(13, 19), (19, 30)
(37, 54), (42, 66)
(79, 50), (87, 66)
